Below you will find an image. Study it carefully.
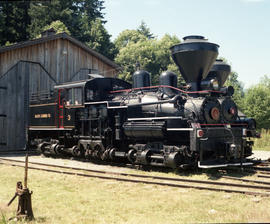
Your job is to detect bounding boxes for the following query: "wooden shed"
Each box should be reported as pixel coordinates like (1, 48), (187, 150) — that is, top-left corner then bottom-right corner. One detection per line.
(0, 30), (120, 151)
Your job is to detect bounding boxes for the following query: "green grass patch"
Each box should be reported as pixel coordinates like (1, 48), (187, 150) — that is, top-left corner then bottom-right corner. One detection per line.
(1, 165), (270, 223)
(253, 129), (270, 151)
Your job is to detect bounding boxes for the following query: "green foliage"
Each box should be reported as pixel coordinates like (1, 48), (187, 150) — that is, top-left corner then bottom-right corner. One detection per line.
(225, 71), (244, 109)
(137, 21), (155, 39)
(114, 29), (147, 50)
(28, 0), (104, 41)
(0, 1), (116, 59)
(114, 26), (182, 84)
(36, 20), (70, 38)
(85, 19), (117, 60)
(0, 1), (31, 46)
(1, 212), (7, 224)
(28, 0), (115, 59)
(242, 79), (270, 129)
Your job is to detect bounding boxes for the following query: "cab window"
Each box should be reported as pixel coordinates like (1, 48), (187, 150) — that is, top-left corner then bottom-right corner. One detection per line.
(66, 87), (83, 106)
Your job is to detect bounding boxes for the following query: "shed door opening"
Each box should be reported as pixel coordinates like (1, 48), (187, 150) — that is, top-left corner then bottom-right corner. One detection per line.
(0, 87), (7, 147)
(0, 115), (7, 145)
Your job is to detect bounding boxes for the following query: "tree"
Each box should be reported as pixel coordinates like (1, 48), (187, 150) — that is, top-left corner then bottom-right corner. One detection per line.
(243, 80), (270, 129)
(225, 71), (244, 109)
(155, 34), (184, 85)
(84, 19), (117, 60)
(114, 27), (181, 84)
(28, 0), (115, 59)
(36, 20), (70, 38)
(137, 21), (154, 39)
(114, 29), (147, 50)
(28, 0), (105, 41)
(0, 1), (31, 46)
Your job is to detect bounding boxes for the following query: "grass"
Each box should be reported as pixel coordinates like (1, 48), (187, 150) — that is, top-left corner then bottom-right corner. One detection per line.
(1, 213), (7, 224)
(1, 165), (270, 223)
(253, 129), (270, 151)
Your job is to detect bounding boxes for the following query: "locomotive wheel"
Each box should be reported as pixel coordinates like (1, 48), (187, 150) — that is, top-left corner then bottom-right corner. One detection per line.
(94, 145), (103, 159)
(51, 143), (60, 155)
(37, 142), (50, 155)
(165, 152), (183, 168)
(71, 146), (82, 157)
(127, 149), (137, 163)
(101, 147), (111, 161)
(140, 149), (152, 165)
(109, 148), (116, 160)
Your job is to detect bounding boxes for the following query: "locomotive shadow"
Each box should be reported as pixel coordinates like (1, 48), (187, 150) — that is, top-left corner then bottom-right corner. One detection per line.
(120, 164), (256, 180)
(199, 168), (256, 180)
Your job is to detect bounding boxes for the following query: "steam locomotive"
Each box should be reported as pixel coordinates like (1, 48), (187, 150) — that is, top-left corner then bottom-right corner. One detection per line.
(28, 35), (259, 169)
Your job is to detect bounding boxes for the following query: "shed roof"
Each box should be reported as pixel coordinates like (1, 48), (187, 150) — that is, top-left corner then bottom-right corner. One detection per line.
(0, 32), (120, 70)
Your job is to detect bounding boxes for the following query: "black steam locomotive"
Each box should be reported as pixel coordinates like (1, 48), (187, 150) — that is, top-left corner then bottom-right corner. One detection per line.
(28, 36), (259, 169)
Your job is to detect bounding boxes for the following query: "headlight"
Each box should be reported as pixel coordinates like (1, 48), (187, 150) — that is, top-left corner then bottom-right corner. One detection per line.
(210, 79), (219, 90)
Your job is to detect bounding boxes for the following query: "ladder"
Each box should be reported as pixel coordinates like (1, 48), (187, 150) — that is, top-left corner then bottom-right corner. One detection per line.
(58, 89), (64, 128)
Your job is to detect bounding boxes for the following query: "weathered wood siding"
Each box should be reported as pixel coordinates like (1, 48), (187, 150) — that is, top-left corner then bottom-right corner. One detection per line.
(0, 38), (117, 84)
(0, 61), (56, 151)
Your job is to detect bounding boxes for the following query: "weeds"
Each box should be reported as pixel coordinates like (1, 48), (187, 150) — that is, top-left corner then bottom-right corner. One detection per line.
(1, 212), (7, 224)
(253, 129), (270, 151)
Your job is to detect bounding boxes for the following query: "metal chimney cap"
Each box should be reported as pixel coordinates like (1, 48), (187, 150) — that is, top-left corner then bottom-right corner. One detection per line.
(183, 35), (205, 40)
(211, 59), (231, 73)
(170, 35), (219, 88)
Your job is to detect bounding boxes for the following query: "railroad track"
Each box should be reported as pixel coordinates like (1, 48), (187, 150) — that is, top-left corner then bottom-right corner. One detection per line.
(1, 158), (270, 197)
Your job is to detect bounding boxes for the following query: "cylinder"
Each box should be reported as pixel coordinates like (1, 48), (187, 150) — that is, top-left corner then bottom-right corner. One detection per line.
(123, 121), (165, 138)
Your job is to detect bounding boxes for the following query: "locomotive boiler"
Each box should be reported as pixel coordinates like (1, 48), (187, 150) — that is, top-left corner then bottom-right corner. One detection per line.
(28, 35), (259, 169)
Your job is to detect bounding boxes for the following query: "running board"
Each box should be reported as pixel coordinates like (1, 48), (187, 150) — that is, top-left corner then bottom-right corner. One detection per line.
(198, 161), (254, 169)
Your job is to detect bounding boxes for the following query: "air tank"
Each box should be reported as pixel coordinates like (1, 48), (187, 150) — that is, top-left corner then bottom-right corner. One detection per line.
(133, 70), (151, 88)
(206, 59), (231, 87)
(170, 35), (219, 91)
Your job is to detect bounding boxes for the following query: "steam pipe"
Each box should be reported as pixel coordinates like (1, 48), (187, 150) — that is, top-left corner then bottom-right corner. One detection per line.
(127, 95), (182, 107)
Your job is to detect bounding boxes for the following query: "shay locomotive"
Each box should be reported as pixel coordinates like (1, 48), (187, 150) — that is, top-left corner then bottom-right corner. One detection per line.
(28, 35), (259, 169)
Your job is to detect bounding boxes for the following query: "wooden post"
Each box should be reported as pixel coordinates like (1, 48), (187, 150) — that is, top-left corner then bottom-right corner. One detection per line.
(7, 153), (34, 221)
(15, 152), (34, 220)
(24, 153), (28, 189)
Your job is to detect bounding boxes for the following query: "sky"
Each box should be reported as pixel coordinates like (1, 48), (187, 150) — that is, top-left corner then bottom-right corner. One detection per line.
(103, 0), (270, 89)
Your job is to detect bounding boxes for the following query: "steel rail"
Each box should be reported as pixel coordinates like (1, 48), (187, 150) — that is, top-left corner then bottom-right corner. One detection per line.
(233, 167), (270, 176)
(0, 159), (270, 194)
(2, 158), (270, 190)
(258, 171), (270, 175)
(1, 161), (270, 197)
(221, 176), (270, 186)
(252, 166), (270, 172)
(257, 175), (270, 179)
